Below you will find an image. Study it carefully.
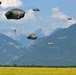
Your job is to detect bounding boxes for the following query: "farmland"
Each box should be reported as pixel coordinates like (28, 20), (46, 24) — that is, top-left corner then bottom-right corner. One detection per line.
(0, 67), (76, 75)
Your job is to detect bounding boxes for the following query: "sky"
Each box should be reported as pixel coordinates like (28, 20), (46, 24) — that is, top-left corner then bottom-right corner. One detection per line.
(0, 0), (76, 36)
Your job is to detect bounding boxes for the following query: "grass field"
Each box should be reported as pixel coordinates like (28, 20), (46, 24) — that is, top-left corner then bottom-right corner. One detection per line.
(0, 67), (76, 75)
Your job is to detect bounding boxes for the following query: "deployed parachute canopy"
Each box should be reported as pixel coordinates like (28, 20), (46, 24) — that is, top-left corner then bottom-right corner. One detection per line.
(33, 8), (40, 11)
(67, 18), (72, 20)
(0, 1), (2, 4)
(5, 8), (25, 20)
(27, 34), (38, 40)
(47, 42), (53, 46)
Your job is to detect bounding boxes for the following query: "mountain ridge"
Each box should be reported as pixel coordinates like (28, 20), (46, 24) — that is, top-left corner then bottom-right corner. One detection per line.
(0, 33), (26, 65)
(9, 23), (76, 66)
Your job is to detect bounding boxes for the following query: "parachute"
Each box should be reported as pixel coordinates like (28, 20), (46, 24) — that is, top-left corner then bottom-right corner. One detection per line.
(33, 8), (40, 11)
(13, 26), (17, 32)
(14, 29), (16, 32)
(27, 34), (38, 40)
(5, 8), (25, 20)
(0, 1), (2, 4)
(47, 42), (53, 46)
(67, 18), (72, 20)
(11, 26), (17, 33)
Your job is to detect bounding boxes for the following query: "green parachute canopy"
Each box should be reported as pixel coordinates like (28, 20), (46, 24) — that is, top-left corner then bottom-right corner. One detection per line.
(27, 34), (38, 40)
(67, 18), (72, 20)
(5, 8), (25, 20)
(0, 1), (2, 4)
(33, 8), (40, 11)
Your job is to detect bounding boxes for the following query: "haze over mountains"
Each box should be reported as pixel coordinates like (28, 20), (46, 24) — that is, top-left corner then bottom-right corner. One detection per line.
(0, 33), (26, 65)
(0, 23), (76, 66)
(0, 27), (61, 47)
(7, 23), (76, 66)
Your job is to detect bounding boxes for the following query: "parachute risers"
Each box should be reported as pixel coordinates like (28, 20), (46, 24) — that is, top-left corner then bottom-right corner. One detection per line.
(27, 34), (38, 40)
(11, 26), (17, 33)
(5, 8), (25, 20)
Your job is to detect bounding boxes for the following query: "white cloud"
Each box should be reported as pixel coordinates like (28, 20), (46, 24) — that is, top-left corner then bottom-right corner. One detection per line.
(41, 7), (76, 36)
(15, 7), (76, 36)
(3, 28), (29, 40)
(0, 11), (6, 21)
(0, 0), (22, 8)
(0, 7), (76, 37)
(24, 9), (36, 22)
(51, 7), (76, 27)
(51, 7), (59, 13)
(51, 7), (68, 20)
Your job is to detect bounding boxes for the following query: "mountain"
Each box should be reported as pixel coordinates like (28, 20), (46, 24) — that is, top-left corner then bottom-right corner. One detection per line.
(14, 34), (35, 47)
(0, 28), (61, 47)
(51, 27), (62, 35)
(16, 28), (47, 46)
(0, 33), (27, 65)
(9, 23), (76, 66)
(0, 29), (39, 47)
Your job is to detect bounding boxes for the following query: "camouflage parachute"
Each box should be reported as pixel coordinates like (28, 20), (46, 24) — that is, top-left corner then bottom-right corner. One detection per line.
(67, 18), (72, 20)
(27, 34), (38, 40)
(0, 1), (2, 4)
(33, 8), (40, 11)
(5, 8), (25, 20)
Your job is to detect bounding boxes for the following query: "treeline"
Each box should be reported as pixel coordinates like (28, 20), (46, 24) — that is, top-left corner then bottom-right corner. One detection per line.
(0, 64), (76, 68)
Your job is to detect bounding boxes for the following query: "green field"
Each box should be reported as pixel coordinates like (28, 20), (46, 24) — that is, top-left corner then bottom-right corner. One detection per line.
(0, 67), (76, 75)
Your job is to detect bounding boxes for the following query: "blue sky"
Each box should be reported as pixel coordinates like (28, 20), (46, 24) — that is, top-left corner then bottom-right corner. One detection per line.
(0, 0), (76, 36)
